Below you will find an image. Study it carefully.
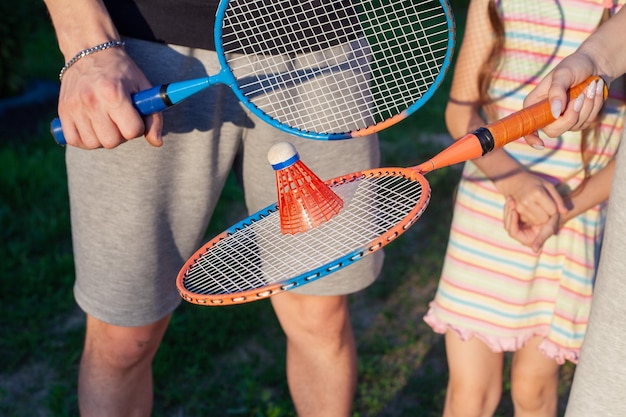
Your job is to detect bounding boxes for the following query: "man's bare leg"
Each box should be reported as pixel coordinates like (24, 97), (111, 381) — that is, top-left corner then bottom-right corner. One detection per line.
(78, 314), (170, 417)
(272, 293), (357, 417)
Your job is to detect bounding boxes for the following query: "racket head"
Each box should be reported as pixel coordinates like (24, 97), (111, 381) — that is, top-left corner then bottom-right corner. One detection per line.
(214, 0), (455, 140)
(176, 168), (430, 306)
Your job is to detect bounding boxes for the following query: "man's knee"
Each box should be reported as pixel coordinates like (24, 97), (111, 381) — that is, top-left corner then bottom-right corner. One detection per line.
(272, 294), (350, 339)
(83, 314), (169, 370)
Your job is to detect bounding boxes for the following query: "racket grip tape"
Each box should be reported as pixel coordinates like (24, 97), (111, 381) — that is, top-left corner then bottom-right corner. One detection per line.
(485, 75), (605, 150)
(50, 78), (211, 145)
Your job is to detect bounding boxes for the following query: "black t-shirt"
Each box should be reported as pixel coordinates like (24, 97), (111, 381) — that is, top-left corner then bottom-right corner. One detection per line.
(103, 0), (358, 54)
(103, 0), (220, 50)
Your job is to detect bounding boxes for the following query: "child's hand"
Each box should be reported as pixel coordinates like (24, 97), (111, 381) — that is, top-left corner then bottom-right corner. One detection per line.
(503, 196), (561, 252)
(495, 170), (567, 226)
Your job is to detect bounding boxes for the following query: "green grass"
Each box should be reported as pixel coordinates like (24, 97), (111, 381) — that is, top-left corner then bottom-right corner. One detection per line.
(0, 3), (575, 416)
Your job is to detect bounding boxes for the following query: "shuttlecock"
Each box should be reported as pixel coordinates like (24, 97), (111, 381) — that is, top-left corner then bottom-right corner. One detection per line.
(268, 142), (344, 235)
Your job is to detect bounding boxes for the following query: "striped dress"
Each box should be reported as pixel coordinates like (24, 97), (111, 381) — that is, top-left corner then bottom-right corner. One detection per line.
(424, 0), (626, 364)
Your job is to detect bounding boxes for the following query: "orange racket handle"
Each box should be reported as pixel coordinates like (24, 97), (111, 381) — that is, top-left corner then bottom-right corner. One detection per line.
(416, 75), (605, 173)
(485, 75), (604, 148)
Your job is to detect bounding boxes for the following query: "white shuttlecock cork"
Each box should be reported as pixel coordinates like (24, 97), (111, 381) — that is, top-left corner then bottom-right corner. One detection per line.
(268, 141), (300, 168)
(268, 142), (344, 235)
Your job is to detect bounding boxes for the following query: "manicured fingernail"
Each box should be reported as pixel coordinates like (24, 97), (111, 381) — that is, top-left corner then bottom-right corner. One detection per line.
(586, 80), (597, 99)
(596, 78), (605, 95)
(531, 133), (545, 150)
(550, 99), (562, 119)
(573, 93), (585, 112)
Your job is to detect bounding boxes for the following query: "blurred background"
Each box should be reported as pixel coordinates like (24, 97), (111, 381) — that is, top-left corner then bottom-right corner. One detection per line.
(0, 1), (575, 416)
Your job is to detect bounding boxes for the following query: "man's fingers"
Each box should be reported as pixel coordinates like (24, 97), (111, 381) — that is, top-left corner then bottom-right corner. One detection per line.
(143, 113), (164, 147)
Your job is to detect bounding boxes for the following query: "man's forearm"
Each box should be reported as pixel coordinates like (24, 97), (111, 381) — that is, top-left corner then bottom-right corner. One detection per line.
(44, 0), (120, 61)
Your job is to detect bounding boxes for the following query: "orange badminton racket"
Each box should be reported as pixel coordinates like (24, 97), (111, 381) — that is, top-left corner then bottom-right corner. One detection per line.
(176, 75), (602, 306)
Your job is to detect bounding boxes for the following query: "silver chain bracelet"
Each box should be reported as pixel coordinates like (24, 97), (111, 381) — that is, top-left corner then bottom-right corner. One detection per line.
(58, 40), (125, 82)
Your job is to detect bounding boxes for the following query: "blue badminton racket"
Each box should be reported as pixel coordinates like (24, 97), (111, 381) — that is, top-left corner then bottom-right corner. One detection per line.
(51, 0), (455, 144)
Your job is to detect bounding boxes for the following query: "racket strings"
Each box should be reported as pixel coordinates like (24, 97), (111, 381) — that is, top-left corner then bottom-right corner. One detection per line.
(181, 173), (425, 299)
(221, 0), (452, 135)
(363, 3), (448, 115)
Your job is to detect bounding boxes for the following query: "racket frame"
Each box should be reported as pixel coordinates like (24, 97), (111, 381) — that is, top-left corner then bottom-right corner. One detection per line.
(214, 0), (457, 140)
(177, 169), (431, 305)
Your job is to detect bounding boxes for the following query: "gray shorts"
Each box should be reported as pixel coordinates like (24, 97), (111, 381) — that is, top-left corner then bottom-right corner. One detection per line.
(67, 38), (384, 326)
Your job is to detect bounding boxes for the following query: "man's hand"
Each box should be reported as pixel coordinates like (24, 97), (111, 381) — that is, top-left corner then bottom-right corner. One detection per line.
(57, 47), (163, 149)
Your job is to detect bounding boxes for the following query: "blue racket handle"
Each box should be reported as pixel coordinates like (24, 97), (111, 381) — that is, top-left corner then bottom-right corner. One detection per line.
(50, 78), (211, 145)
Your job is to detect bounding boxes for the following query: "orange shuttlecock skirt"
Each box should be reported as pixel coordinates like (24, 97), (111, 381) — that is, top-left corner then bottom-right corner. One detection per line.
(268, 142), (344, 234)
